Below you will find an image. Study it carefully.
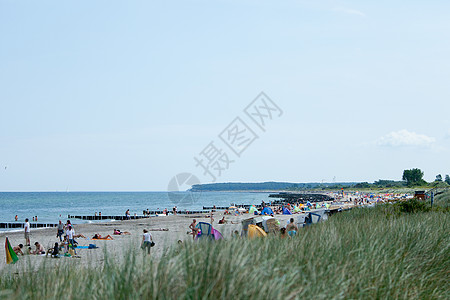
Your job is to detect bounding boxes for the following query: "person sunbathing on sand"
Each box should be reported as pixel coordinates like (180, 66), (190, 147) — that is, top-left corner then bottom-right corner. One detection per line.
(218, 217), (239, 225)
(92, 234), (114, 240)
(113, 229), (131, 235)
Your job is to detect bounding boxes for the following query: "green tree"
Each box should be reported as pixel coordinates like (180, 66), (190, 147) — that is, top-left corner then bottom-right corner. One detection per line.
(445, 175), (450, 185)
(402, 168), (426, 186)
(353, 182), (371, 189)
(435, 174), (443, 182)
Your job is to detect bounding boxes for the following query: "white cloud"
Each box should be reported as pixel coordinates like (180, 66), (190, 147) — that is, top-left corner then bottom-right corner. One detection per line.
(376, 129), (436, 148)
(333, 7), (366, 17)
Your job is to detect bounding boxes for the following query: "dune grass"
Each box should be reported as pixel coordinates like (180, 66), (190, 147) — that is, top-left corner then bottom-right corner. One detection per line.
(1, 195), (449, 299)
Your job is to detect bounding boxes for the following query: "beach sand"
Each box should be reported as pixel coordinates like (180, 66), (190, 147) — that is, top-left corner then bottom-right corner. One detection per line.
(1, 199), (356, 270)
(0, 211), (283, 269)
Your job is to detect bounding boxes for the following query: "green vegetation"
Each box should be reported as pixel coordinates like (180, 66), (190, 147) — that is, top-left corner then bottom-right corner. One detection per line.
(190, 181), (356, 191)
(1, 194), (448, 299)
(402, 168), (427, 187)
(190, 169), (450, 192)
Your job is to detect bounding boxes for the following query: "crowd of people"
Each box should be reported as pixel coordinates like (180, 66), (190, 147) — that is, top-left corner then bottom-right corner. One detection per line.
(15, 218), (106, 258)
(13, 195), (389, 260)
(12, 215), (145, 259)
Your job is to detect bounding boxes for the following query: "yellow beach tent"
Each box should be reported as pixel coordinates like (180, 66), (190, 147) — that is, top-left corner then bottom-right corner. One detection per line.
(248, 225), (267, 238)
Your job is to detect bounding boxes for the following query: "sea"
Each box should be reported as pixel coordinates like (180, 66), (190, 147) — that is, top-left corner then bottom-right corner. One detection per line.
(0, 191), (271, 231)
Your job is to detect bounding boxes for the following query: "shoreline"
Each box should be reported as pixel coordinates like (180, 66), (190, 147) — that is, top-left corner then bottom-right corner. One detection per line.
(0, 206), (327, 268)
(1, 192), (394, 268)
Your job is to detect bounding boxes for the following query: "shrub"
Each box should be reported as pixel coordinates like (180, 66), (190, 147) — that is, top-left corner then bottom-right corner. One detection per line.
(395, 198), (430, 213)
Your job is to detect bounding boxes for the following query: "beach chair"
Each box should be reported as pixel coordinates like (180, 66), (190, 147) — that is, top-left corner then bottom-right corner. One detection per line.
(309, 212), (321, 224)
(314, 209), (328, 222)
(308, 209), (328, 224)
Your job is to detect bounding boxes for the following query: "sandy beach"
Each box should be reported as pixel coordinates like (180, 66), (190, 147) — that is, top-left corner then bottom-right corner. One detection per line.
(2, 191), (399, 271)
(1, 210), (302, 269)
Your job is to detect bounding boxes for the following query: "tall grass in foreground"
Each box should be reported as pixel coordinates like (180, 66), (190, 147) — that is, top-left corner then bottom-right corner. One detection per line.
(1, 197), (449, 300)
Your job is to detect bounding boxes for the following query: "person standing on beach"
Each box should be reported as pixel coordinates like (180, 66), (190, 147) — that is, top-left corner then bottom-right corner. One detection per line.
(24, 218), (30, 246)
(56, 220), (64, 241)
(66, 225), (76, 246)
(64, 220), (71, 238)
(189, 219), (199, 240)
(141, 229), (153, 254)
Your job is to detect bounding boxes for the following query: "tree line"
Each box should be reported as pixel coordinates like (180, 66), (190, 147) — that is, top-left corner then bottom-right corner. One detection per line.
(189, 168), (449, 191)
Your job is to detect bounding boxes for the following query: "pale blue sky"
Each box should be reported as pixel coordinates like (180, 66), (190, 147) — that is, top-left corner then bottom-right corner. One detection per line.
(1, 0), (449, 191)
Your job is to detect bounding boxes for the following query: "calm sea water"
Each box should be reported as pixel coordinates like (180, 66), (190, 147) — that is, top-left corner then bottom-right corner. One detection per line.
(0, 192), (270, 229)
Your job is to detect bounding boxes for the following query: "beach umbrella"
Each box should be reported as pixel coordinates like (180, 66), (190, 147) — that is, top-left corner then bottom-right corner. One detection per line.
(229, 206), (237, 209)
(5, 237), (18, 264)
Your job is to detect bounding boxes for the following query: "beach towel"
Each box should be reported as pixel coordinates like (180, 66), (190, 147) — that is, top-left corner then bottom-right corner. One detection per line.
(5, 237), (19, 264)
(75, 244), (99, 249)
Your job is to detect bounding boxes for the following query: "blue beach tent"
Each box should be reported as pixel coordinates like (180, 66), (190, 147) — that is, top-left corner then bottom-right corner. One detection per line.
(282, 207), (292, 215)
(195, 222), (223, 241)
(260, 207), (274, 215)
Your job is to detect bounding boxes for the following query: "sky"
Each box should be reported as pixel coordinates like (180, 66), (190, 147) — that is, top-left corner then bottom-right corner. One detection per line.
(1, 0), (449, 191)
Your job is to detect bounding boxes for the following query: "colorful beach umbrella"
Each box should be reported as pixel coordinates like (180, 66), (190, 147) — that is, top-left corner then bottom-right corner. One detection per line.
(5, 237), (18, 264)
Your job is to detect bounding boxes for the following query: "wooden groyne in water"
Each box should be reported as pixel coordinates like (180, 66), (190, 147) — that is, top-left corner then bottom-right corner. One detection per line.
(68, 215), (149, 221)
(202, 204), (256, 210)
(0, 223), (57, 229)
(68, 210), (209, 221)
